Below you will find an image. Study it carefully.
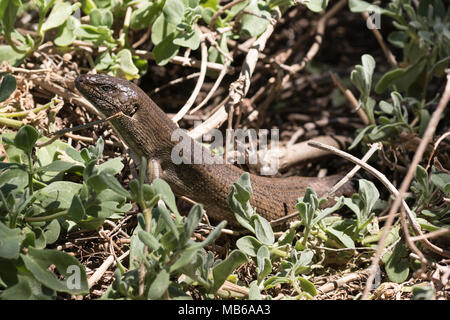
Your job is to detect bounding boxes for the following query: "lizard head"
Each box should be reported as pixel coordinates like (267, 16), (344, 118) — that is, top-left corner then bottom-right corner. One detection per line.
(75, 73), (142, 118)
(75, 73), (178, 161)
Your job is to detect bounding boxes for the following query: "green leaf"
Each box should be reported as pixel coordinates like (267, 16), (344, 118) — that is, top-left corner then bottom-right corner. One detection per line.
(201, 0), (219, 10)
(351, 54), (375, 102)
(117, 49), (140, 79)
(75, 24), (115, 44)
(430, 170), (450, 196)
(256, 245), (271, 283)
(151, 14), (177, 45)
(349, 125), (375, 150)
(227, 173), (255, 232)
(298, 249), (314, 267)
(148, 269), (170, 299)
(96, 157), (124, 175)
(418, 109), (430, 137)
(89, 8), (113, 27)
(36, 160), (77, 173)
(430, 56), (450, 77)
(156, 202), (179, 240)
(348, 0), (381, 12)
(412, 285), (435, 300)
(169, 247), (199, 272)
(36, 137), (79, 166)
(0, 169), (28, 196)
(151, 178), (180, 217)
(379, 100), (394, 114)
(241, 2), (270, 37)
(194, 220), (226, 249)
(359, 179), (379, 215)
(0, 0), (10, 20)
(0, 274), (55, 300)
(248, 280), (262, 300)
(79, 0), (96, 14)
(1, 0), (20, 35)
(14, 125), (39, 154)
(0, 73), (17, 103)
(152, 33), (180, 66)
(361, 54), (376, 91)
(68, 194), (85, 222)
(163, 0), (185, 25)
(138, 230), (161, 251)
(21, 247), (88, 294)
(129, 222), (146, 269)
(388, 31), (409, 48)
(414, 165), (428, 190)
(87, 172), (130, 198)
(326, 227), (355, 248)
(277, 226), (297, 246)
(95, 51), (114, 71)
(298, 276), (317, 296)
(31, 227), (47, 250)
(382, 241), (410, 283)
(34, 181), (83, 209)
(235, 172), (253, 202)
(0, 221), (24, 259)
(375, 68), (405, 94)
(0, 45), (26, 66)
(130, 2), (161, 30)
(390, 57), (427, 93)
(43, 219), (61, 245)
(173, 29), (201, 50)
(236, 236), (262, 257)
(183, 204), (203, 242)
(306, 0), (329, 12)
(41, 2), (81, 32)
(212, 249), (248, 292)
(312, 196), (344, 225)
(201, 7), (215, 25)
(85, 200), (130, 220)
(254, 215), (274, 245)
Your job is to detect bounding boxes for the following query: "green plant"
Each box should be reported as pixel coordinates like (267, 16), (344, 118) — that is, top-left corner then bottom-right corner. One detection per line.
(350, 0), (449, 100)
(0, 125), (251, 299)
(348, 0), (449, 154)
(227, 173), (319, 299)
(345, 0), (450, 286)
(0, 122), (138, 298)
(0, 125), (133, 298)
(102, 158), (248, 299)
(0, 0), (331, 79)
(226, 172), (425, 290)
(411, 165), (450, 232)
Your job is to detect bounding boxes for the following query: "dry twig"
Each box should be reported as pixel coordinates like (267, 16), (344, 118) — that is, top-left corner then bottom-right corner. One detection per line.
(362, 71), (450, 299)
(172, 38), (208, 123)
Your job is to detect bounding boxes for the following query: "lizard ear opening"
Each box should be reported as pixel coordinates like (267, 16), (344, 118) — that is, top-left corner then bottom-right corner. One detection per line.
(129, 103), (138, 118)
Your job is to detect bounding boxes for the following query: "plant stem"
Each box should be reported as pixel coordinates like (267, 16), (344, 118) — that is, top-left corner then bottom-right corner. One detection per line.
(27, 153), (34, 195)
(0, 100), (54, 118)
(269, 247), (289, 258)
(24, 210), (68, 222)
(0, 116), (23, 128)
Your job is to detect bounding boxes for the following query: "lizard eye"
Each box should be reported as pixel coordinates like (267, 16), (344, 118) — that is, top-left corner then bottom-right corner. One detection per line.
(99, 85), (114, 93)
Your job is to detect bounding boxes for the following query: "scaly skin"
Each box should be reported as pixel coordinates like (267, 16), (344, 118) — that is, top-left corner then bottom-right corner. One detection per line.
(75, 74), (354, 226)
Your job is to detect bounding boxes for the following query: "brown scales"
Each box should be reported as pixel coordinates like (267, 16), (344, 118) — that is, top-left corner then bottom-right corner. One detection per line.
(75, 74), (355, 227)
